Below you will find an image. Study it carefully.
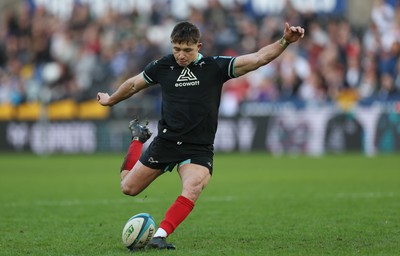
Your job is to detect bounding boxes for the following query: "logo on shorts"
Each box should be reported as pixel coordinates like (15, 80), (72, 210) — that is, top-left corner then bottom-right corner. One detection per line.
(175, 68), (199, 87)
(148, 157), (159, 164)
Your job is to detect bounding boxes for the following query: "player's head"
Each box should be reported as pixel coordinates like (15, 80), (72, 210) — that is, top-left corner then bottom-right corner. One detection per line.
(171, 21), (201, 45)
(170, 21), (202, 67)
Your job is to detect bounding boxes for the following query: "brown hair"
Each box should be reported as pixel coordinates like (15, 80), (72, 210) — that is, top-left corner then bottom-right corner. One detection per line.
(170, 21), (201, 44)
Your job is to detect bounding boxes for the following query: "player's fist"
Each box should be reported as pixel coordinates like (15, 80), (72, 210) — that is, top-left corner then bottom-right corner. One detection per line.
(97, 92), (111, 106)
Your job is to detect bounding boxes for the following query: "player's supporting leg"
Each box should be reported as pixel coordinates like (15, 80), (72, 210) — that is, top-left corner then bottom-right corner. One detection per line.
(120, 119), (152, 179)
(148, 164), (211, 250)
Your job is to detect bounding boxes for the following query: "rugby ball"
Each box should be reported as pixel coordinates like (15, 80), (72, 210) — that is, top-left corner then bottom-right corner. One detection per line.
(122, 213), (156, 250)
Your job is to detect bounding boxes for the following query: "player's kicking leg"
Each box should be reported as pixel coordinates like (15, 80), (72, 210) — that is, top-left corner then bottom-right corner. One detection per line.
(119, 118), (162, 197)
(120, 119), (152, 180)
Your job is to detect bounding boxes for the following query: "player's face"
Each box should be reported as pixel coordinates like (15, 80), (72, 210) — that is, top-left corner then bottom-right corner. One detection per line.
(172, 42), (202, 67)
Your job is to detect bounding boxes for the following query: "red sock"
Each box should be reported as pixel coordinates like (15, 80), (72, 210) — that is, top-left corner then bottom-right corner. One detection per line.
(120, 140), (143, 171)
(160, 195), (195, 236)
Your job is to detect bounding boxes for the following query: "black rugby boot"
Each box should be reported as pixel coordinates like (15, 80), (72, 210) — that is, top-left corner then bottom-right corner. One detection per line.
(147, 237), (176, 250)
(128, 119), (152, 143)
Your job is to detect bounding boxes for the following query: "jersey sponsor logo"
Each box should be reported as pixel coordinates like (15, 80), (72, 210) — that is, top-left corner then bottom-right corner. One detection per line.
(175, 67), (199, 87)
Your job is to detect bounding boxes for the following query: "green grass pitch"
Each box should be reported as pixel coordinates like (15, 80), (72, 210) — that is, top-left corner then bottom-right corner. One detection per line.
(0, 153), (399, 256)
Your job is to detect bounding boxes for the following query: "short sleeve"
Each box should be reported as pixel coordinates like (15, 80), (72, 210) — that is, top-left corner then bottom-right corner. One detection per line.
(213, 56), (238, 82)
(142, 60), (159, 85)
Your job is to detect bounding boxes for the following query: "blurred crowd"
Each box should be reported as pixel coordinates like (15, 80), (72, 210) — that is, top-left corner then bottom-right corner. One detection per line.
(0, 0), (400, 117)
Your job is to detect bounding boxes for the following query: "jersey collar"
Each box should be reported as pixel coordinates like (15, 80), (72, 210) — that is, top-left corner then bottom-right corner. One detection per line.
(193, 53), (203, 64)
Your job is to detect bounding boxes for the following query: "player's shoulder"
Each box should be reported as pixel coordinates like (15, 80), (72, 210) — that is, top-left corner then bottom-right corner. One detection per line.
(150, 54), (175, 66)
(200, 56), (236, 70)
(212, 55), (235, 59)
(199, 55), (234, 61)
(204, 56), (236, 66)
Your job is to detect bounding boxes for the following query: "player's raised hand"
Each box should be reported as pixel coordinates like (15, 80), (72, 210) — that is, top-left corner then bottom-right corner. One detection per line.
(283, 22), (305, 44)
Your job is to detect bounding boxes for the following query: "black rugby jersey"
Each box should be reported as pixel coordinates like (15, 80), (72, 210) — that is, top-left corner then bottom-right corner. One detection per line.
(143, 54), (237, 145)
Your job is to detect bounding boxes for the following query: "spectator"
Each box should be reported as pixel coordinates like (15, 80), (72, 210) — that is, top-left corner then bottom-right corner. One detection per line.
(299, 70), (328, 103)
(358, 56), (379, 100)
(377, 72), (400, 101)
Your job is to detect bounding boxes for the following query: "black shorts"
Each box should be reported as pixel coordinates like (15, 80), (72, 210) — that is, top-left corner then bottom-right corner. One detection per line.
(139, 136), (214, 174)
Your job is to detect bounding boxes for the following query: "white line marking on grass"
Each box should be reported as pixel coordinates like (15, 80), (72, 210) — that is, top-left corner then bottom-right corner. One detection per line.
(4, 192), (393, 208)
(3, 195), (238, 208)
(3, 197), (160, 207)
(201, 196), (237, 202)
(333, 192), (396, 199)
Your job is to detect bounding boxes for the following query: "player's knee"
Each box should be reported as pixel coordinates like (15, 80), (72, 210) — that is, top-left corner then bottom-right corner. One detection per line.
(120, 181), (140, 196)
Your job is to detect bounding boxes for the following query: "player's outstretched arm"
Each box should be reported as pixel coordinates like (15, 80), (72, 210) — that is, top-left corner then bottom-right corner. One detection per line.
(97, 73), (148, 107)
(234, 22), (305, 77)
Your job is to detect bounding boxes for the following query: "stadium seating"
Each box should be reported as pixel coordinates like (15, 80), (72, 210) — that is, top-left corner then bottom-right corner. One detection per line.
(78, 99), (110, 120)
(16, 101), (42, 121)
(2, 99), (110, 121)
(0, 103), (15, 120)
(47, 99), (78, 120)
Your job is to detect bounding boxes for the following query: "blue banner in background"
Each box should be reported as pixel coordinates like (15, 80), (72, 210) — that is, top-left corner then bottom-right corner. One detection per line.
(385, 0), (399, 7)
(244, 0), (347, 16)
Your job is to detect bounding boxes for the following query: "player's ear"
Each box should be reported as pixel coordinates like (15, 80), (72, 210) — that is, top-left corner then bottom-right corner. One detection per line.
(197, 43), (202, 50)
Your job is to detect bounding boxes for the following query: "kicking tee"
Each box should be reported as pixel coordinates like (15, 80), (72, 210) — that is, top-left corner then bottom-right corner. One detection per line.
(143, 54), (237, 145)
